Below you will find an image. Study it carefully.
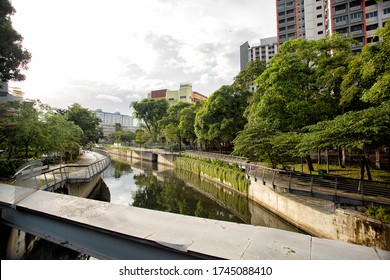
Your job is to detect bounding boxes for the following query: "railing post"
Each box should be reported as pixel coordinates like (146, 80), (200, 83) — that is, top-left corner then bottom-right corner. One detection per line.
(262, 168), (266, 185)
(288, 172), (292, 192)
(272, 170), (276, 189)
(310, 176), (314, 196)
(334, 178), (338, 202)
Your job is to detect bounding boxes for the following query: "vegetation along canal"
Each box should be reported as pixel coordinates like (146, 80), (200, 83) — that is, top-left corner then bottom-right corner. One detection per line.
(26, 159), (304, 259)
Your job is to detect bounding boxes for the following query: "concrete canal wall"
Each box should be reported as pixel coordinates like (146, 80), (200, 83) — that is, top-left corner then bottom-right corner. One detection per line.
(106, 147), (175, 167)
(248, 179), (390, 250)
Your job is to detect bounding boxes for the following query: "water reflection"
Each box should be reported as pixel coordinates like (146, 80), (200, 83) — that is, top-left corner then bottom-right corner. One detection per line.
(102, 157), (303, 233)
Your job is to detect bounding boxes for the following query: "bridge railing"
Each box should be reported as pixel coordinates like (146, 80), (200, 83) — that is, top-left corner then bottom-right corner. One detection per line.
(182, 151), (390, 207)
(247, 165), (390, 206)
(30, 157), (110, 191)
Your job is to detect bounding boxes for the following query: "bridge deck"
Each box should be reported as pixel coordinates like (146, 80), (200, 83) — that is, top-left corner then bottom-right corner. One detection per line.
(1, 184), (389, 260)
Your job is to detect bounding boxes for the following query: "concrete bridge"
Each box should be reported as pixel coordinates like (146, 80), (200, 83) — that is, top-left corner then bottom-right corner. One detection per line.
(1, 183), (389, 260)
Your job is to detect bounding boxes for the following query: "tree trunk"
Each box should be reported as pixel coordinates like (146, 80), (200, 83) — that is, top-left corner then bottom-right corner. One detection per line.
(342, 147), (347, 167)
(317, 150), (321, 165)
(375, 147), (381, 169)
(305, 155), (314, 173)
(338, 146), (345, 168)
(363, 152), (373, 181)
(360, 155), (365, 181)
(325, 148), (329, 173)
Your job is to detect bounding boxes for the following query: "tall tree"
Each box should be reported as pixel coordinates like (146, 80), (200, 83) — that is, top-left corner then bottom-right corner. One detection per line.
(131, 98), (169, 142)
(44, 113), (83, 162)
(235, 35), (353, 168)
(195, 85), (251, 151)
(178, 101), (204, 149)
(158, 102), (191, 148)
(65, 103), (103, 146)
(233, 59), (267, 91)
(0, 0), (31, 82)
(341, 21), (390, 109)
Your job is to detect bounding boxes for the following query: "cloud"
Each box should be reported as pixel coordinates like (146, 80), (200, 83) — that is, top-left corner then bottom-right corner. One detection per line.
(96, 94), (123, 103)
(10, 0), (277, 113)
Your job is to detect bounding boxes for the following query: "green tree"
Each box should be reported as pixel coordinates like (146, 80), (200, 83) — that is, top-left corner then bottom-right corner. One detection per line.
(131, 98), (169, 142)
(235, 35), (353, 168)
(65, 103), (103, 146)
(296, 102), (390, 180)
(341, 21), (390, 109)
(158, 102), (192, 149)
(134, 129), (150, 147)
(178, 101), (204, 149)
(233, 59), (266, 90)
(0, 0), (31, 82)
(195, 85), (251, 152)
(44, 113), (83, 163)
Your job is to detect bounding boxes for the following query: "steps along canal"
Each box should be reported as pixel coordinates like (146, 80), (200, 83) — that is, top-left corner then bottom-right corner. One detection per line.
(25, 159), (305, 259)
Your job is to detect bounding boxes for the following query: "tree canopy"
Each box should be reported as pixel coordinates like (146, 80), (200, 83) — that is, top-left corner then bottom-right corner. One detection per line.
(0, 0), (31, 82)
(131, 98), (169, 142)
(195, 85), (251, 151)
(65, 103), (103, 146)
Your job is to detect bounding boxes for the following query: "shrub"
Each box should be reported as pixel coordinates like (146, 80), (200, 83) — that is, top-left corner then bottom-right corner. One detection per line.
(174, 157), (250, 195)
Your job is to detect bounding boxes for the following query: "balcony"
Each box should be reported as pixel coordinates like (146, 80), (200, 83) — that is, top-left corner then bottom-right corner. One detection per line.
(350, 5), (362, 12)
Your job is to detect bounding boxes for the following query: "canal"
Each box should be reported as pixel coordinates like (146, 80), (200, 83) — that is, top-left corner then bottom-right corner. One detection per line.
(25, 158), (304, 259)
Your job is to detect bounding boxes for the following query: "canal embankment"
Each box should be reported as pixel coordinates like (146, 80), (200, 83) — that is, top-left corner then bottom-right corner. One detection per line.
(104, 147), (390, 250)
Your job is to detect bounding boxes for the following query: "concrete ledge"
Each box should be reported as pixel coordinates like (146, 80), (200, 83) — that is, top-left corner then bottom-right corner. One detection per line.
(1, 184), (388, 260)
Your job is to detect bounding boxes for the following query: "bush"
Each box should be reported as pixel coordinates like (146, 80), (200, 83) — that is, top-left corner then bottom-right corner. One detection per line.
(174, 157), (250, 195)
(0, 159), (28, 179)
(365, 206), (390, 223)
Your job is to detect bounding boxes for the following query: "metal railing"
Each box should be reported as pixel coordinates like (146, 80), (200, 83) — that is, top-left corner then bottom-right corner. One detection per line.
(23, 156), (111, 192)
(183, 151), (390, 207)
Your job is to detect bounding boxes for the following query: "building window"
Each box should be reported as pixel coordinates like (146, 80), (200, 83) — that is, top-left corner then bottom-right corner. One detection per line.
(335, 27), (348, 34)
(279, 19), (285, 24)
(365, 0), (377, 7)
(335, 15), (348, 23)
(316, 6), (322, 10)
(349, 0), (361, 9)
(335, 4), (347, 12)
(317, 14), (323, 18)
(351, 12), (362, 20)
(317, 22), (323, 26)
(318, 31), (324, 35)
(366, 11), (378, 19)
(287, 17), (295, 22)
(366, 23), (378, 31)
(351, 24), (363, 32)
(384, 8), (390, 15)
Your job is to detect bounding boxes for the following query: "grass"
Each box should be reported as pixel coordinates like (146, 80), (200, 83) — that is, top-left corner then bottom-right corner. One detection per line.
(274, 162), (390, 183)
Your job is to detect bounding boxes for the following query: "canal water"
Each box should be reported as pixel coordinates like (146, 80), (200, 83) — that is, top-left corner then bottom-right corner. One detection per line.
(25, 158), (304, 259)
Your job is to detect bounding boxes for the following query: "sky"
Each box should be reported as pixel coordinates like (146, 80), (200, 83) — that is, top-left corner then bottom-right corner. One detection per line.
(8, 0), (276, 116)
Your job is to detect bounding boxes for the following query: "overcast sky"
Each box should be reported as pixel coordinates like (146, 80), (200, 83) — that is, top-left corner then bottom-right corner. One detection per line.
(9, 0), (276, 115)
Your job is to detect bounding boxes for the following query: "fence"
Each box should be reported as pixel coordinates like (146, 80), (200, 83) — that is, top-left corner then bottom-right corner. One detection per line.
(14, 152), (110, 192)
(183, 150), (390, 207)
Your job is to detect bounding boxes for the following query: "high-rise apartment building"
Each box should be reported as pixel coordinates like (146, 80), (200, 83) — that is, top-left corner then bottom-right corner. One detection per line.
(331, 0), (390, 52)
(277, 0), (330, 45)
(276, 0), (390, 52)
(240, 36), (278, 71)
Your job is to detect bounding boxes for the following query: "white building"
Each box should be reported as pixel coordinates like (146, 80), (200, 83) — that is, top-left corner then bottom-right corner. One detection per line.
(240, 36), (278, 71)
(94, 109), (136, 136)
